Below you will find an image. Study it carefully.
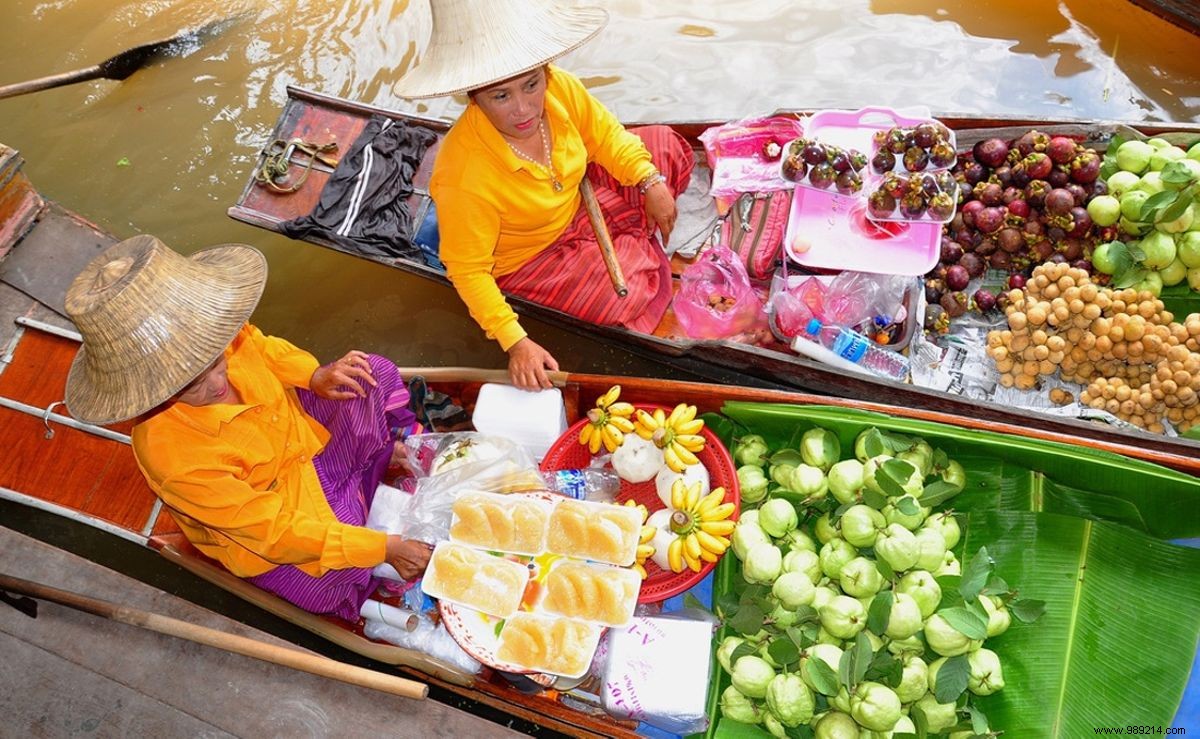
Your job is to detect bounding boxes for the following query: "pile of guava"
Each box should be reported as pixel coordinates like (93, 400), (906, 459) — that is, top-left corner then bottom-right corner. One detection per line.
(717, 426), (1044, 737)
(1089, 137), (1200, 295)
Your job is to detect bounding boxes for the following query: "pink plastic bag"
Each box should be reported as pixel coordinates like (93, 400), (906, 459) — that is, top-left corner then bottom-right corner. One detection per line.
(673, 246), (766, 339)
(769, 274), (828, 339)
(698, 116), (805, 197)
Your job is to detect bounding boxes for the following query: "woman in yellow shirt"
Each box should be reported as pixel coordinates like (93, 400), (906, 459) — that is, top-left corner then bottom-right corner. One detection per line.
(397, 1), (693, 390)
(64, 235), (432, 621)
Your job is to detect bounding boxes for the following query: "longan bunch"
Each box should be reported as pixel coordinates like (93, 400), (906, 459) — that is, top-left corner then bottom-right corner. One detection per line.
(986, 262), (1200, 433)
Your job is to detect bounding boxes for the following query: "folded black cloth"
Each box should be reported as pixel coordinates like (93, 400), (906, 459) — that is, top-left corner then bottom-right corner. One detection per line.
(279, 114), (437, 260)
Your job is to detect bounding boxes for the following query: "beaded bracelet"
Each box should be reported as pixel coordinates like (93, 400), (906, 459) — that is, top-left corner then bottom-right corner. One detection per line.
(638, 171), (667, 195)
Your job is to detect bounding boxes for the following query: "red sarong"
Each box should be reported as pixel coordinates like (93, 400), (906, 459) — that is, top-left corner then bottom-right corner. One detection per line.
(496, 126), (694, 333)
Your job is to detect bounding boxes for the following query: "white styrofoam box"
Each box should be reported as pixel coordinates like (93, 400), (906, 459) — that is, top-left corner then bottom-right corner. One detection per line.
(471, 383), (567, 462)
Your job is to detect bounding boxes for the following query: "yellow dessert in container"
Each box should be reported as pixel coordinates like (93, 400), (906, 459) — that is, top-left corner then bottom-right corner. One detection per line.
(449, 490), (550, 555)
(421, 542), (529, 618)
(541, 560), (640, 627)
(495, 612), (602, 678)
(546, 499), (642, 566)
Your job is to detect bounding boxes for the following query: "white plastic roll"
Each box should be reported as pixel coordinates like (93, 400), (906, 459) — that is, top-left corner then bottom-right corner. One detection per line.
(359, 599), (419, 631)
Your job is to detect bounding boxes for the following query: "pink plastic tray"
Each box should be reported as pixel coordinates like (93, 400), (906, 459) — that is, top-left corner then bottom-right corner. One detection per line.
(784, 107), (942, 276)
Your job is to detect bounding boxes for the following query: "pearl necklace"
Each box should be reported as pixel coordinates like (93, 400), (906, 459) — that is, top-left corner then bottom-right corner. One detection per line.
(505, 119), (563, 192)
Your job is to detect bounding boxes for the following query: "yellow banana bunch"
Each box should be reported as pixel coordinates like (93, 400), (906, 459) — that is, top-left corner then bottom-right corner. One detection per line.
(625, 499), (655, 579)
(577, 385), (636, 454)
(635, 403), (707, 473)
(663, 480), (733, 573)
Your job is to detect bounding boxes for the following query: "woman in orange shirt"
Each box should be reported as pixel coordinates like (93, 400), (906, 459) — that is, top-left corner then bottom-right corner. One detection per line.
(64, 235), (432, 620)
(396, 1), (693, 390)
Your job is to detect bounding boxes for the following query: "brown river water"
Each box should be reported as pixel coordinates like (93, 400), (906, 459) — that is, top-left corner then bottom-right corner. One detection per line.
(1, 0), (1199, 376)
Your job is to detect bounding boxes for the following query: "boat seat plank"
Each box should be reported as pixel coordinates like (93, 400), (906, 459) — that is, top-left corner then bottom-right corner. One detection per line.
(0, 330), (158, 532)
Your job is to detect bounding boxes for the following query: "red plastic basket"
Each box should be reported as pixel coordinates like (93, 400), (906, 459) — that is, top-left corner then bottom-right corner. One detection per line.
(540, 406), (740, 603)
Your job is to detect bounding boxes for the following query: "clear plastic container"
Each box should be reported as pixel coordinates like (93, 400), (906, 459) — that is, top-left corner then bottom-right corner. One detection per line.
(542, 468), (620, 502)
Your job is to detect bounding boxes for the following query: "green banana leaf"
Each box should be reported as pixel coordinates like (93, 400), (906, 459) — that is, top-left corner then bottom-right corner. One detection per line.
(1161, 284), (1200, 322)
(717, 402), (1200, 539)
(701, 402), (1200, 738)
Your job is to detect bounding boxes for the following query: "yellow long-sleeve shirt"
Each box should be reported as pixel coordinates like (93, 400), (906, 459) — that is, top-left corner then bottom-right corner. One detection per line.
(131, 324), (387, 578)
(430, 65), (658, 350)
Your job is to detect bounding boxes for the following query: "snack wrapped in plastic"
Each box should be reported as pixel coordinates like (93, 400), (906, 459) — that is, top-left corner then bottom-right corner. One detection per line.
(495, 612), (602, 678)
(421, 542), (529, 618)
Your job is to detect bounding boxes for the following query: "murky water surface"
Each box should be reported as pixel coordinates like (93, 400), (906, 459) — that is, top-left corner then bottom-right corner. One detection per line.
(1, 0), (1198, 372)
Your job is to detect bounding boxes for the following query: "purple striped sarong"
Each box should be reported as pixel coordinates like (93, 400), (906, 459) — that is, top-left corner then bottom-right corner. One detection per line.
(247, 355), (418, 621)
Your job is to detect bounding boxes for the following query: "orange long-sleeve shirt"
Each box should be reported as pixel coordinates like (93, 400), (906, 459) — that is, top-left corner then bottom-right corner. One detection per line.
(131, 324), (387, 578)
(430, 65), (658, 350)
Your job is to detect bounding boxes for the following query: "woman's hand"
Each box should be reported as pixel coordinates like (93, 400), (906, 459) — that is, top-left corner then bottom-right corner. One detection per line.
(310, 350), (377, 400)
(643, 181), (677, 246)
(384, 535), (433, 580)
(507, 337), (560, 390)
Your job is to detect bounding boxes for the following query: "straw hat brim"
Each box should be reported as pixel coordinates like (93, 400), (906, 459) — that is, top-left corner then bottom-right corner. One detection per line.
(393, 2), (608, 99)
(64, 239), (267, 426)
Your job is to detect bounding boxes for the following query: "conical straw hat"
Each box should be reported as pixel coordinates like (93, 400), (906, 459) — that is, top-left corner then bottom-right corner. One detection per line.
(393, 0), (607, 99)
(63, 234), (267, 425)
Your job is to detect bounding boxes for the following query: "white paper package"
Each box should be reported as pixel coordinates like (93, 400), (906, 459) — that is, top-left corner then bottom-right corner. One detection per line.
(598, 613), (714, 734)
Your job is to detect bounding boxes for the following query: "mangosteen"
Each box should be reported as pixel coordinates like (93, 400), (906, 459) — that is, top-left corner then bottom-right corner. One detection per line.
(924, 303), (948, 333)
(871, 149), (896, 174)
(881, 172), (907, 198)
(925, 277), (947, 304)
(887, 128), (908, 154)
(940, 291), (969, 318)
(993, 165), (1013, 187)
(1014, 130), (1049, 157)
(1091, 179), (1109, 197)
(762, 140), (783, 161)
(782, 154), (808, 182)
(1065, 183), (1088, 207)
(941, 238), (964, 263)
(1025, 180), (1050, 207)
(1046, 136), (1077, 164)
(848, 149), (868, 172)
(788, 138), (808, 157)
(1044, 188), (1074, 216)
(829, 150), (852, 173)
(929, 141), (956, 168)
(1008, 273), (1027, 290)
(867, 189), (897, 219)
(1070, 150), (1101, 183)
(835, 169), (863, 195)
(960, 199), (984, 228)
(1067, 207), (1092, 239)
(913, 123), (938, 149)
(801, 142), (828, 165)
(928, 192), (956, 221)
(975, 182), (1004, 207)
(1032, 239), (1055, 261)
(1071, 259), (1093, 275)
(975, 237), (998, 256)
(974, 206), (1006, 234)
(959, 252), (986, 279)
(903, 146), (930, 172)
(973, 289), (998, 313)
(1007, 199), (1031, 220)
(945, 264), (971, 291)
(809, 162), (836, 189)
(1047, 168), (1070, 189)
(899, 191), (928, 219)
(1022, 152), (1053, 180)
(989, 250), (1013, 271)
(972, 138), (1009, 168)
(919, 173), (940, 198)
(963, 161), (987, 185)
(998, 227), (1025, 253)
(1060, 235), (1085, 260)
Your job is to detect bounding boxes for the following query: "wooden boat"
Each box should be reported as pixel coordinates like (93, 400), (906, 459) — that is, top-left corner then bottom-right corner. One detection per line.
(227, 86), (1200, 473)
(5, 142), (1199, 736)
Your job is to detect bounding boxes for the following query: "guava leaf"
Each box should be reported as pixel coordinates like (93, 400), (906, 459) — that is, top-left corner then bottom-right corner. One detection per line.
(1160, 193), (1193, 223)
(851, 631), (874, 685)
(684, 592), (711, 615)
(921, 479), (964, 507)
(932, 447), (950, 471)
(875, 464), (908, 498)
(716, 591), (740, 620)
(873, 551), (896, 581)
(770, 448), (804, 467)
(898, 496), (921, 515)
(791, 605), (819, 625)
(783, 725), (814, 739)
(1112, 266), (1147, 290)
(730, 641), (758, 665)
(959, 547), (994, 600)
(1009, 597), (1047, 623)
(981, 575), (1010, 595)
(867, 590), (894, 635)
(858, 428), (887, 459)
(1124, 240), (1146, 262)
(966, 704), (991, 735)
(768, 638), (801, 667)
(910, 702), (930, 738)
(861, 487), (889, 509)
(936, 574), (964, 609)
(1139, 189), (1178, 221)
(934, 654), (970, 703)
(729, 603), (764, 635)
(938, 606), (989, 640)
(786, 625), (813, 650)
(865, 649), (903, 688)
(740, 584), (768, 605)
(808, 657), (840, 696)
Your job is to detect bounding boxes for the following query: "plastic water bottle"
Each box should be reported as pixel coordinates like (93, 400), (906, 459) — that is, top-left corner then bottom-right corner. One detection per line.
(802, 318), (910, 381)
(542, 468), (621, 502)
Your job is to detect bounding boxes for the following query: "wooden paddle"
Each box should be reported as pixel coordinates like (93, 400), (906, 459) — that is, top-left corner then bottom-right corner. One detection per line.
(579, 178), (628, 298)
(0, 573), (428, 700)
(395, 366), (569, 387)
(0, 19), (230, 100)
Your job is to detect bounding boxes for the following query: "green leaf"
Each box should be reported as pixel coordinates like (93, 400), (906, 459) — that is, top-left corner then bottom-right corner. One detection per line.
(838, 644), (854, 689)
(861, 487), (889, 509)
(684, 592), (710, 615)
(921, 479), (964, 508)
(931, 447), (950, 472)
(938, 606), (989, 640)
(875, 465), (907, 498)
(859, 428), (887, 459)
(1160, 193), (1193, 223)
(786, 625), (813, 650)
(741, 584), (768, 605)
(898, 496), (921, 515)
(808, 657), (840, 696)
(729, 603), (765, 636)
(966, 704), (991, 735)
(784, 725), (814, 739)
(716, 590), (741, 620)
(1113, 266), (1147, 290)
(852, 631), (874, 685)
(865, 649), (903, 687)
(770, 448), (804, 467)
(731, 641), (758, 665)
(959, 547), (994, 600)
(873, 551), (896, 581)
(1009, 598), (1047, 623)
(769, 638), (801, 667)
(934, 654), (970, 703)
(1124, 240), (1146, 262)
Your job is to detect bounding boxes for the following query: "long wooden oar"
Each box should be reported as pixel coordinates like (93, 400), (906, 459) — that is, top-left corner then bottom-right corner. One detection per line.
(0, 573), (428, 700)
(0, 19), (231, 100)
(579, 178), (628, 298)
